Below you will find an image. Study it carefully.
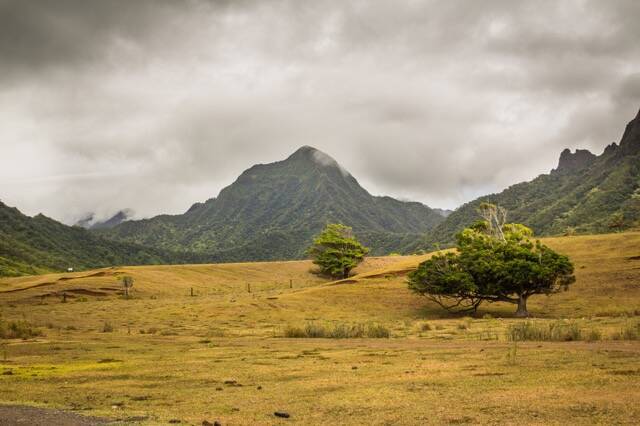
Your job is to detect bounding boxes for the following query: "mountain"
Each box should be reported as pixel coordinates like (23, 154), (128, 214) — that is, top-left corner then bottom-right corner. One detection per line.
(421, 108), (640, 249)
(0, 201), (207, 277)
(75, 209), (133, 230)
(97, 146), (446, 260)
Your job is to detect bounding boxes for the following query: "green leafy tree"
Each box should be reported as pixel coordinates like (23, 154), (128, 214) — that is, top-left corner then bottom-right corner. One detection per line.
(408, 205), (575, 317)
(308, 224), (369, 279)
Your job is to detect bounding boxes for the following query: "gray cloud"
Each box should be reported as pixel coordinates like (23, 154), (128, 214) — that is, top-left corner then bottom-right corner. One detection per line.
(0, 0), (638, 223)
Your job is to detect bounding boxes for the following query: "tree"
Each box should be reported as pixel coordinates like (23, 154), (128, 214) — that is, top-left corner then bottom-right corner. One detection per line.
(408, 205), (575, 317)
(120, 275), (134, 298)
(307, 224), (369, 279)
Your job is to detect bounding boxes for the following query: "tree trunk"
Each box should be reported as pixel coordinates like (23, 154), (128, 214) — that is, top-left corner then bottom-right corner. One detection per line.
(515, 295), (529, 317)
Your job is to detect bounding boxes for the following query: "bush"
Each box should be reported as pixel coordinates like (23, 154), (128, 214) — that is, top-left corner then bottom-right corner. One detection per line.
(102, 321), (114, 333)
(284, 322), (390, 339)
(0, 319), (42, 339)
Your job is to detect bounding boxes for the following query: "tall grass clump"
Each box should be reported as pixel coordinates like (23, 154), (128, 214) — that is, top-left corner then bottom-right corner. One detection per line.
(283, 322), (390, 339)
(611, 322), (640, 340)
(102, 321), (115, 333)
(507, 320), (582, 342)
(283, 325), (306, 338)
(0, 319), (43, 339)
(366, 323), (391, 338)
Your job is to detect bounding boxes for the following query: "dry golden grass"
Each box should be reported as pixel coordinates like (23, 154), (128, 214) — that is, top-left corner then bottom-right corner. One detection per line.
(0, 232), (639, 424)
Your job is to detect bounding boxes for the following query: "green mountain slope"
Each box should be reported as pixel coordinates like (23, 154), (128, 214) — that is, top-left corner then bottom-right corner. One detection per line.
(420, 108), (640, 249)
(98, 146), (445, 260)
(0, 201), (208, 277)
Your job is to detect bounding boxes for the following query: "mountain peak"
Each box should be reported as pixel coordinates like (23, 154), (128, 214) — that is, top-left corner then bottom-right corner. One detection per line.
(619, 107), (640, 154)
(552, 148), (596, 174)
(287, 146), (349, 176)
(288, 145), (330, 161)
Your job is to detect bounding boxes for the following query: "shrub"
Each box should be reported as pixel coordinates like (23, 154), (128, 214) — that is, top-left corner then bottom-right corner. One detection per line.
(102, 321), (114, 333)
(0, 319), (43, 339)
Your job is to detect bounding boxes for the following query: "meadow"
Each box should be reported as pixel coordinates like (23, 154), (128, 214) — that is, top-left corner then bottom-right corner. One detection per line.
(1, 232), (639, 425)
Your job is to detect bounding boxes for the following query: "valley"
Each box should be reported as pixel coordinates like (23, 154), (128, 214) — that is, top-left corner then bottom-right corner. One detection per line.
(1, 231), (639, 424)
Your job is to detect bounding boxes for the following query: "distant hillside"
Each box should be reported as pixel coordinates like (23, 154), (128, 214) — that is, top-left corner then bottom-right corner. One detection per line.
(98, 146), (446, 260)
(421, 108), (640, 249)
(0, 201), (207, 277)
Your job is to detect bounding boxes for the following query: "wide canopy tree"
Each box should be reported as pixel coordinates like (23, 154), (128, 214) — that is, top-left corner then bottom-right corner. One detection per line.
(408, 204), (575, 317)
(307, 223), (369, 279)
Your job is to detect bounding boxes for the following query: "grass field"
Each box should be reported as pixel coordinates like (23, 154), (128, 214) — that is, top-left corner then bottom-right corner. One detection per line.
(1, 232), (640, 424)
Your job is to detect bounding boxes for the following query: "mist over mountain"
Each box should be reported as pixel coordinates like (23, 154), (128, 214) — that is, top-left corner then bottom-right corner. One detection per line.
(74, 210), (134, 230)
(97, 146), (446, 260)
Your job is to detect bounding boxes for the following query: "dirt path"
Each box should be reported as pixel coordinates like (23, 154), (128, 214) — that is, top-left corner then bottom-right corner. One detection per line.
(0, 405), (112, 425)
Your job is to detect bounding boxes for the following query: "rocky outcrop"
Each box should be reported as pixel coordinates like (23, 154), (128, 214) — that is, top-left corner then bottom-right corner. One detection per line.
(552, 148), (596, 174)
(619, 108), (640, 155)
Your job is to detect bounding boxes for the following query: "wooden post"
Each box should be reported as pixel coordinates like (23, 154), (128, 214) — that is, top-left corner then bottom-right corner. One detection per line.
(190, 287), (194, 297)
(247, 283), (251, 293)
(290, 279), (293, 289)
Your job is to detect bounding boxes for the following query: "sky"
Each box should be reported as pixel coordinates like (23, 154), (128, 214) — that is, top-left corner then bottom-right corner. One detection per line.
(1, 0), (639, 224)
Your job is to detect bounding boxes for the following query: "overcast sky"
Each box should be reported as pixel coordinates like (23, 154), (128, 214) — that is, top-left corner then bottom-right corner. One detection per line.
(1, 0), (639, 224)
